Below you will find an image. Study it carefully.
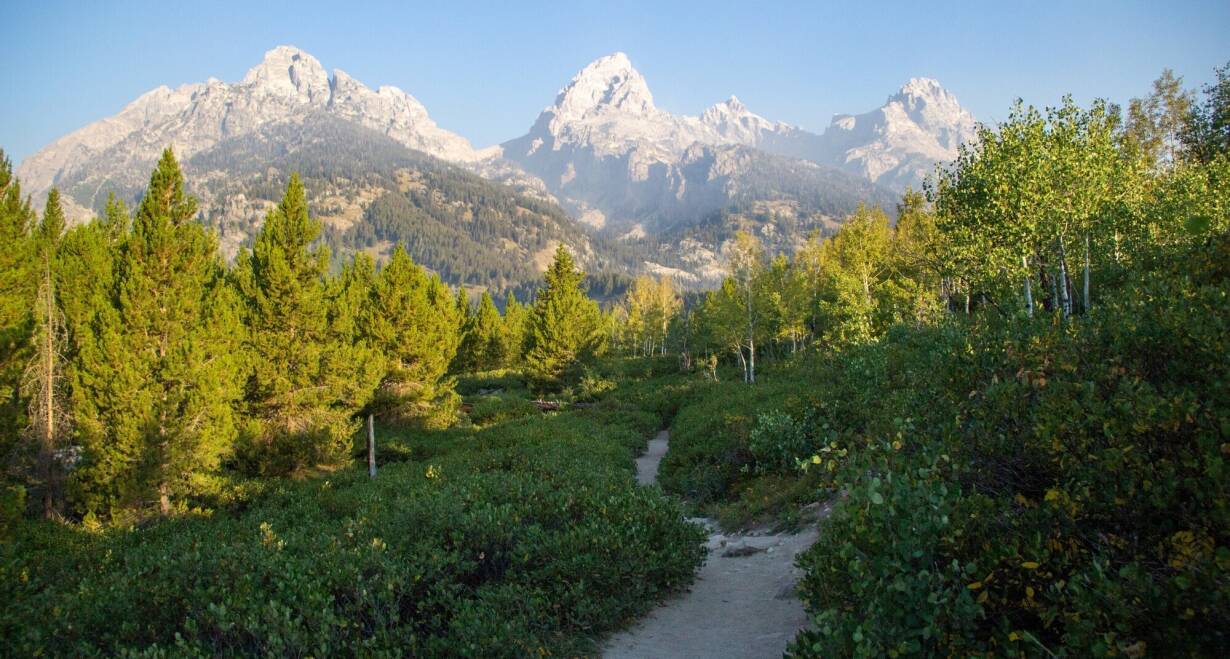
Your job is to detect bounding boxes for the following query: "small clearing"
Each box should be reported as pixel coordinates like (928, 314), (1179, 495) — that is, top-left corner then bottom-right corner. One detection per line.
(605, 431), (822, 659)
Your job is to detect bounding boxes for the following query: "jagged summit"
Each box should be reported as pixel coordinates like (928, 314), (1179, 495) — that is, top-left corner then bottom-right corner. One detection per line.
(818, 77), (977, 188)
(699, 95), (795, 147)
(896, 77), (945, 98)
(551, 52), (656, 121)
(241, 45), (330, 103)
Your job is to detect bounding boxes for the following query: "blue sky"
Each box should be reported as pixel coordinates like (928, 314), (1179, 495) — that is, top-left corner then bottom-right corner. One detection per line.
(2, 0), (1227, 164)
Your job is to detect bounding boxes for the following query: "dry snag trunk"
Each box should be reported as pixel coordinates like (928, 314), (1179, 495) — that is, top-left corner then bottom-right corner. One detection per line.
(25, 260), (69, 518)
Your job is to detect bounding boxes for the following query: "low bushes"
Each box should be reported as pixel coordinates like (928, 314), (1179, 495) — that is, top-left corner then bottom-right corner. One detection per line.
(658, 379), (804, 506)
(466, 394), (539, 427)
(1, 373), (706, 657)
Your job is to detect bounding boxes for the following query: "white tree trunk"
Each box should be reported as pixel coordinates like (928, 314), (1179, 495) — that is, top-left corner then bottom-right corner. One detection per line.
(1058, 236), (1071, 319)
(1022, 255), (1034, 318)
(1083, 233), (1091, 314)
(742, 336), (752, 383)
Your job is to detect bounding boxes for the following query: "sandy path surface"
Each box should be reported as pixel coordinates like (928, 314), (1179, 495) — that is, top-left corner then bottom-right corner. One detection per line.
(605, 430), (820, 659)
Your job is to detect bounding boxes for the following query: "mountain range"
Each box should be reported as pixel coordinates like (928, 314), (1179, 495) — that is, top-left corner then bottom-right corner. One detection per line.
(15, 46), (978, 288)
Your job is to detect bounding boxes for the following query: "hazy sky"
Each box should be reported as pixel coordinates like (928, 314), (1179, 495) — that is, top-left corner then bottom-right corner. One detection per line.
(2, 0), (1227, 164)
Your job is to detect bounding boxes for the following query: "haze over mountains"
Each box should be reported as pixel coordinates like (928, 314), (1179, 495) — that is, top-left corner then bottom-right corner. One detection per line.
(16, 46), (978, 288)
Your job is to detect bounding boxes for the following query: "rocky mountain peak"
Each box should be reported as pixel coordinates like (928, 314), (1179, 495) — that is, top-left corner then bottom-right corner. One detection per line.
(722, 95), (746, 112)
(886, 78), (969, 127)
(699, 95), (793, 147)
(552, 52), (655, 121)
(895, 77), (946, 100)
(242, 45), (331, 104)
(816, 76), (977, 188)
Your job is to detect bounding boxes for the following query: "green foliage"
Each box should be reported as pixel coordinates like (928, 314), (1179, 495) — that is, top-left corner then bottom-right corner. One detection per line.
(1, 371), (705, 657)
(615, 275), (682, 357)
(1182, 61), (1230, 164)
(365, 246), (461, 428)
(466, 394), (538, 427)
(658, 379), (802, 504)
(0, 484), (25, 531)
(747, 410), (809, 474)
(501, 293), (528, 366)
(0, 150), (36, 457)
(935, 98), (1134, 316)
(234, 174), (381, 474)
(70, 149), (244, 515)
(1122, 68), (1194, 168)
(22, 189), (71, 517)
(454, 291), (507, 373)
(524, 245), (606, 391)
(783, 233), (1230, 656)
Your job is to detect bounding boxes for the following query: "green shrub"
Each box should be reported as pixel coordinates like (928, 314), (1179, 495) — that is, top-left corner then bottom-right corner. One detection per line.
(787, 237), (1230, 656)
(467, 394), (538, 426)
(1, 373), (707, 657)
(0, 485), (25, 531)
(658, 380), (802, 505)
(748, 410), (810, 474)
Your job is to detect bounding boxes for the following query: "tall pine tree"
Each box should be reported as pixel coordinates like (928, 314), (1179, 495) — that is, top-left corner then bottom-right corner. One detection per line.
(0, 151), (36, 458)
(452, 288), (478, 373)
(501, 292), (528, 367)
(472, 292), (507, 370)
(524, 245), (605, 390)
(235, 173), (378, 473)
(366, 246), (461, 426)
(75, 149), (244, 515)
(59, 195), (129, 516)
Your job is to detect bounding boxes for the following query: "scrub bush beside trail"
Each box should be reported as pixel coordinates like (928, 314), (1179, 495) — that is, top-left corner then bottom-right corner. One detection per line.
(788, 238), (1230, 656)
(1, 375), (706, 657)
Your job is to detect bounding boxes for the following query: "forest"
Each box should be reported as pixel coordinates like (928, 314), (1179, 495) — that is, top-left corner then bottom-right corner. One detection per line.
(1, 64), (1228, 656)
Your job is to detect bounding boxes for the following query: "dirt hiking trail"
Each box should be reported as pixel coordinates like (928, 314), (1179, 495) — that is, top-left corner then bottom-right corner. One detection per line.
(604, 430), (822, 659)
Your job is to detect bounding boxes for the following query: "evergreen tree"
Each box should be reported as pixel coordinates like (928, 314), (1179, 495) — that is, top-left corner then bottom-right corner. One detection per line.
(472, 292), (507, 370)
(77, 149), (244, 515)
(235, 173), (375, 473)
(366, 246), (460, 426)
(0, 151), (36, 458)
(328, 253), (385, 420)
(451, 288), (479, 373)
(524, 245), (605, 390)
(501, 292), (528, 366)
(59, 196), (128, 516)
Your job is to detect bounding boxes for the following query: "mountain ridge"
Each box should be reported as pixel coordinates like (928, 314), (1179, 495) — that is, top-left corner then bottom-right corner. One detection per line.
(14, 46), (976, 289)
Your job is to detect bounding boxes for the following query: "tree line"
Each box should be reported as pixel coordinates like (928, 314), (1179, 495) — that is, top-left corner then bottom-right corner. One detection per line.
(0, 149), (607, 523)
(602, 65), (1229, 384)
